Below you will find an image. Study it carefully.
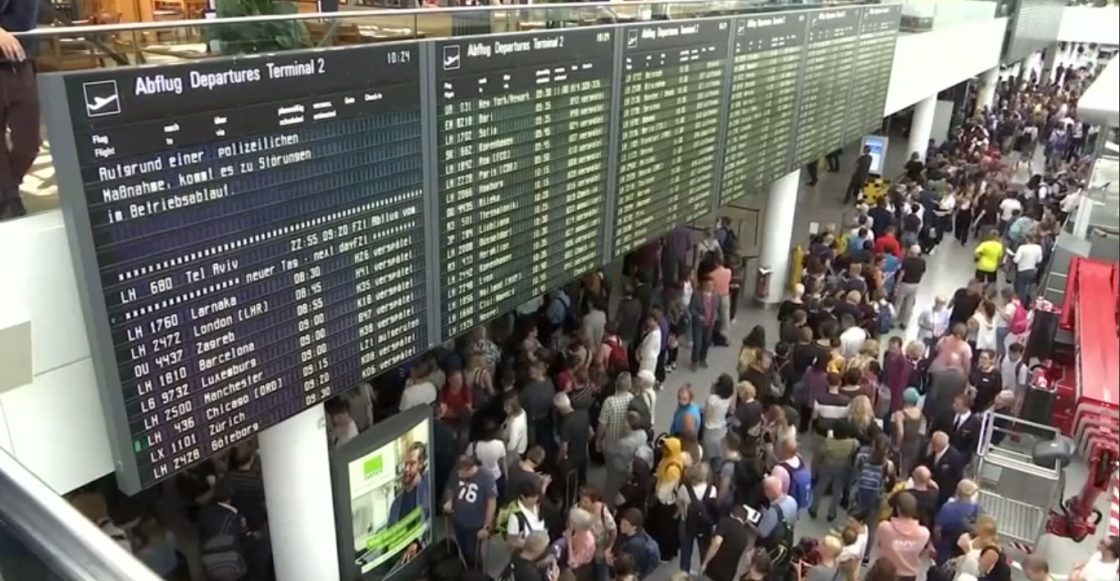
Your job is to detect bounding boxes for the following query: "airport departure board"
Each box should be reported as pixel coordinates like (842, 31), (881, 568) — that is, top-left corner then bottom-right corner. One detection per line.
(791, 8), (860, 170)
(44, 7), (904, 494)
(435, 30), (613, 338)
(613, 19), (730, 258)
(842, 6), (901, 143)
(48, 45), (430, 492)
(720, 13), (807, 205)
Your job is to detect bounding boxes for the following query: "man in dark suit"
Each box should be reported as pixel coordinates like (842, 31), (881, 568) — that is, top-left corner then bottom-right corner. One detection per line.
(923, 431), (966, 508)
(845, 145), (873, 204)
(948, 394), (981, 464)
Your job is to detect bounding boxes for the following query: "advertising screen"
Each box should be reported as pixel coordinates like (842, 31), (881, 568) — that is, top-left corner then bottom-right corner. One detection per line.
(333, 406), (433, 580)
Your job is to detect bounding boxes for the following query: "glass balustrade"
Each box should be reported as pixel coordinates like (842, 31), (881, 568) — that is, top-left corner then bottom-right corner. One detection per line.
(0, 448), (164, 581)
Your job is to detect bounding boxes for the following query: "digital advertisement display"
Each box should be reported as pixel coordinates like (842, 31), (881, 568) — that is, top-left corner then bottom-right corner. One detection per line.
(347, 416), (432, 576)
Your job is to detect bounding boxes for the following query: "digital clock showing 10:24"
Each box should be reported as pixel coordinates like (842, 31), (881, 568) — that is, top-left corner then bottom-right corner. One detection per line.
(386, 49), (412, 65)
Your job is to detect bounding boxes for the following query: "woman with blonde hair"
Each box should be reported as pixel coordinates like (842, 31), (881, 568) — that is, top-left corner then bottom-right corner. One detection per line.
(804, 534), (848, 581)
(846, 338), (880, 374)
(564, 507), (598, 572)
(737, 325), (767, 378)
(464, 350), (494, 411)
(954, 514), (1002, 579)
(733, 380), (764, 444)
(847, 394), (875, 435)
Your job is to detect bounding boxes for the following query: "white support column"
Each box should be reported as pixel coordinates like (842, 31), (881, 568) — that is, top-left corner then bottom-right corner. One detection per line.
(975, 66), (999, 116)
(759, 169), (800, 304)
(1041, 43), (1058, 84)
(259, 405), (340, 581)
(908, 94), (937, 163)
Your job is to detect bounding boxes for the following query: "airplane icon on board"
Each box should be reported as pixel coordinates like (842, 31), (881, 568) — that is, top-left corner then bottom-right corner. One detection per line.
(82, 80), (121, 117)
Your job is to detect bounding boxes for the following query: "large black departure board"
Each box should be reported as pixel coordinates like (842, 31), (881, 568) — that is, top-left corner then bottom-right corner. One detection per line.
(842, 6), (901, 143)
(47, 45), (431, 492)
(435, 29), (613, 338)
(613, 19), (730, 258)
(45, 6), (904, 494)
(791, 8), (860, 170)
(720, 13), (807, 205)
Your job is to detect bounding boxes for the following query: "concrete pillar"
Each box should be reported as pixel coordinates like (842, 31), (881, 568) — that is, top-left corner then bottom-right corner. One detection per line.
(908, 94), (937, 164)
(259, 405), (340, 581)
(975, 66), (999, 116)
(759, 169), (800, 303)
(1041, 43), (1058, 84)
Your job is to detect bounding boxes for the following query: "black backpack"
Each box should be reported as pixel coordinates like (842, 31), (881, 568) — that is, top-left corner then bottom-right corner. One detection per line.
(732, 457), (762, 507)
(199, 510), (248, 581)
(683, 484), (717, 536)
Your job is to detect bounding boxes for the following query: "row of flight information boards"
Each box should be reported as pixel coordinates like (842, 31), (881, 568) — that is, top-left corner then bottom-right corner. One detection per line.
(45, 5), (899, 493)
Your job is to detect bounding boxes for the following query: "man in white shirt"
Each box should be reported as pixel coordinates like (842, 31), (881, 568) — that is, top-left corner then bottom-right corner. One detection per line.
(326, 398), (360, 448)
(504, 480), (547, 550)
(1069, 535), (1120, 581)
(1013, 234), (1044, 299)
(998, 196), (1022, 234)
(917, 295), (952, 351)
(1000, 343), (1031, 399)
(839, 314), (868, 359)
(1060, 186), (1082, 216)
(400, 363), (438, 411)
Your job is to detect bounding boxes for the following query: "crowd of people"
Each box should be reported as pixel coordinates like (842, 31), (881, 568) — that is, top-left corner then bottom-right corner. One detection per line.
(407, 67), (1115, 581)
(52, 51), (1119, 581)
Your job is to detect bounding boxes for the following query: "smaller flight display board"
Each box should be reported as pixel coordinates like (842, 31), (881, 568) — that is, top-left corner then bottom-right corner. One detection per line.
(613, 19), (731, 258)
(842, 5), (901, 143)
(720, 12), (807, 205)
(434, 29), (614, 338)
(791, 8), (860, 170)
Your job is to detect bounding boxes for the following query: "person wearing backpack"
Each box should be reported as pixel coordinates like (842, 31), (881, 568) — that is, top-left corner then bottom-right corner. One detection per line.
(196, 482), (262, 581)
(851, 434), (891, 518)
(808, 421), (859, 521)
(502, 480), (547, 552)
(755, 476), (799, 581)
(701, 505), (754, 581)
(611, 509), (660, 579)
(676, 463), (718, 573)
(602, 322), (630, 378)
(1000, 287), (1030, 354)
(771, 438), (812, 511)
(714, 432), (744, 510)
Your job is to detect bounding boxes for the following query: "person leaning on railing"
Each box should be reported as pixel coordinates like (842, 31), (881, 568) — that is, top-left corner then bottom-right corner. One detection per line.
(0, 0), (40, 220)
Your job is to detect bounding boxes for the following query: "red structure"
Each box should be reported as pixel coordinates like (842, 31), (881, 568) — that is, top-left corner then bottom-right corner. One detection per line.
(1044, 257), (1120, 542)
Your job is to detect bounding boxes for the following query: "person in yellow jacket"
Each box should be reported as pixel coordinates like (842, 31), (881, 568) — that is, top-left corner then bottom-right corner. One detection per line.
(973, 229), (1005, 284)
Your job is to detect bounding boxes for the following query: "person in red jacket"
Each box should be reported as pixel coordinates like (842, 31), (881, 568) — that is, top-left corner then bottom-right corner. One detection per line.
(874, 225), (903, 259)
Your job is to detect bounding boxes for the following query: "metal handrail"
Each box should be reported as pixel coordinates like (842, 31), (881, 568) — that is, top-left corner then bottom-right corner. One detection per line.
(10, 0), (857, 37)
(0, 448), (163, 581)
(976, 411), (1066, 479)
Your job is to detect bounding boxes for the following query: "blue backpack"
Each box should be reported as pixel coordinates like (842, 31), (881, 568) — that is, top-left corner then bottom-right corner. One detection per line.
(778, 457), (812, 510)
(877, 303), (894, 335)
(634, 532), (661, 578)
